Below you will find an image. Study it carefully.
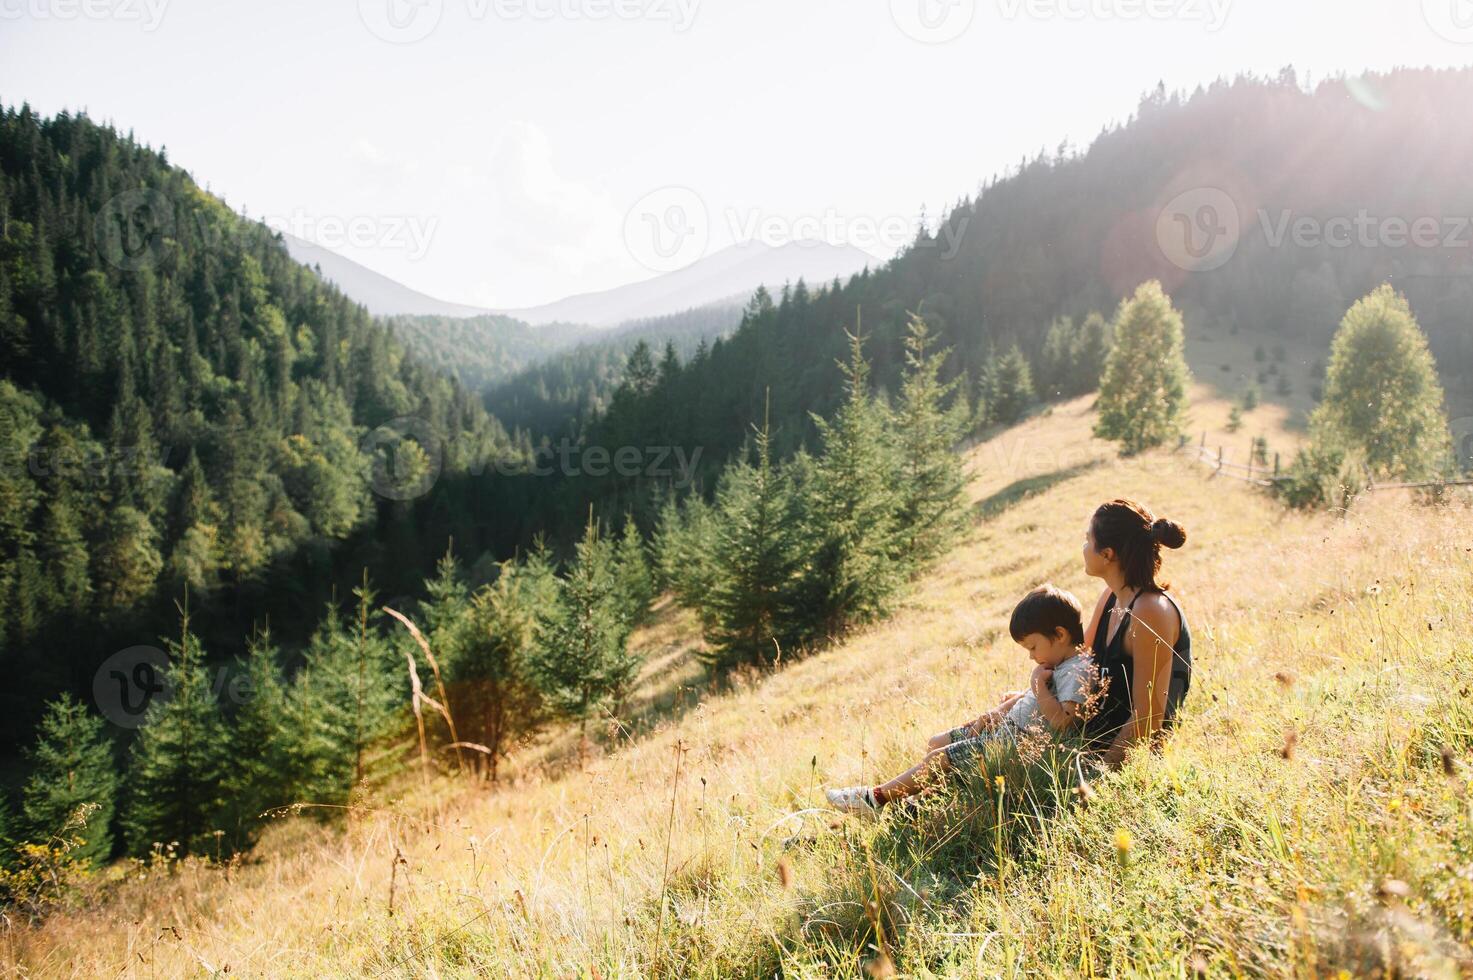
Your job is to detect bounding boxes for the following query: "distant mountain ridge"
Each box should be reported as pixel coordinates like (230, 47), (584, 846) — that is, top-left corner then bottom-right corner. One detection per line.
(282, 232), (493, 318)
(499, 241), (877, 327)
(283, 234), (877, 327)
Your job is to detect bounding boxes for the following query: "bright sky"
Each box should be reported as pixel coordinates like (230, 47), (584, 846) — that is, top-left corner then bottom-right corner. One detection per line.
(4, 0), (1472, 308)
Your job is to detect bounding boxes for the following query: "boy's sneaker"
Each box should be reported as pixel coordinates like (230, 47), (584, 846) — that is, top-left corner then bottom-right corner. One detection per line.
(826, 786), (879, 817)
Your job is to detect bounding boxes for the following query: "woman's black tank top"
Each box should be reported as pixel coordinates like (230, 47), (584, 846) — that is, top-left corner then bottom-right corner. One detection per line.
(1084, 588), (1193, 747)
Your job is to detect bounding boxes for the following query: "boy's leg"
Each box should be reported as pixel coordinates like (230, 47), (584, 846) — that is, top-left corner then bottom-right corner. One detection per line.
(874, 747), (954, 804)
(927, 723), (976, 751)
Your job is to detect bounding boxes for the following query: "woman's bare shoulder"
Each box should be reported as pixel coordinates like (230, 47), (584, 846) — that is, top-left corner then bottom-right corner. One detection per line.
(1129, 592), (1181, 642)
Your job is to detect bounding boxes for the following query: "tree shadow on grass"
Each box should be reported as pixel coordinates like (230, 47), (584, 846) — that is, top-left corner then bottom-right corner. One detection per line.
(973, 460), (1106, 522)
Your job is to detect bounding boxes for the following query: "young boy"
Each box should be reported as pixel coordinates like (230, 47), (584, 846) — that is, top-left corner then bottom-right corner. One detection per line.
(826, 584), (1097, 815)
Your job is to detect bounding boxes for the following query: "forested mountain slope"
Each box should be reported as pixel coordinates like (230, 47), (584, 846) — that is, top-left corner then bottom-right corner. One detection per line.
(0, 105), (525, 742)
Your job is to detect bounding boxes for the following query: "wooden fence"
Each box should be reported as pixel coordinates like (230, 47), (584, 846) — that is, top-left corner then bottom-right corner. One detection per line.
(1178, 433), (1473, 493)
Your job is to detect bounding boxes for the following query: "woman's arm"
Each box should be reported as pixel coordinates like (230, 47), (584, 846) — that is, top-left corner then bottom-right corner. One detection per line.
(1083, 587), (1111, 654)
(1101, 596), (1178, 767)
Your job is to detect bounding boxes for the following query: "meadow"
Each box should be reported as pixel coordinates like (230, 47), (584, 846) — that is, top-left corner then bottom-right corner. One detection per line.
(8, 384), (1472, 978)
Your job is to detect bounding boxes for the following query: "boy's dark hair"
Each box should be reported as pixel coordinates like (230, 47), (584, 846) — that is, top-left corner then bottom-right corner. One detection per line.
(1009, 584), (1085, 646)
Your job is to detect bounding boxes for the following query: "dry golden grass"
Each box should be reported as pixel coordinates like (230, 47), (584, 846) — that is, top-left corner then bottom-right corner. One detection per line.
(8, 386), (1472, 978)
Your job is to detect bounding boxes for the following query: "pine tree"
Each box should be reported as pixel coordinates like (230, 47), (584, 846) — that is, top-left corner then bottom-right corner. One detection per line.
(527, 515), (639, 761)
(1039, 316), (1077, 398)
(286, 590), (399, 806)
(1309, 285), (1451, 481)
(123, 609), (231, 857)
(652, 491), (718, 618)
(454, 560), (546, 782)
(703, 399), (803, 671)
(39, 498), (91, 614)
(893, 314), (969, 567)
(93, 505), (162, 612)
(1094, 281), (1191, 455)
(799, 329), (903, 638)
(221, 629), (291, 848)
(613, 516), (655, 628)
(421, 544), (470, 675)
(982, 343), (1035, 426)
(1071, 311), (1111, 394)
(21, 694), (118, 865)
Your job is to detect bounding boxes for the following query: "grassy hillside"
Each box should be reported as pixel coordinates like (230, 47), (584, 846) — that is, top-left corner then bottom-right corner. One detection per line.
(9, 385), (1472, 977)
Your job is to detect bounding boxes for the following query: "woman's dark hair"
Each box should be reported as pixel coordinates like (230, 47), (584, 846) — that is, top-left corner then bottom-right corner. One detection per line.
(1009, 584), (1086, 646)
(1090, 499), (1187, 591)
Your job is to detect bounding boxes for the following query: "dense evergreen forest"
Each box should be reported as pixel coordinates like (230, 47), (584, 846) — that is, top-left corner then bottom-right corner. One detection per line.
(0, 104), (549, 747)
(381, 313), (591, 396)
(480, 299), (744, 440)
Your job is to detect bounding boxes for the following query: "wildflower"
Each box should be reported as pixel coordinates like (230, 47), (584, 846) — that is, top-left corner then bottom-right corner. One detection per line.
(994, 774), (1006, 793)
(1115, 828), (1133, 866)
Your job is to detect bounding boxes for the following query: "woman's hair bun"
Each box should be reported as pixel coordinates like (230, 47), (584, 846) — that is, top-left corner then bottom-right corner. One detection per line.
(1150, 517), (1188, 549)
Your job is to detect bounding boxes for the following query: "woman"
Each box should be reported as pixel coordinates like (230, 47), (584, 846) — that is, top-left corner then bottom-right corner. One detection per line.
(1081, 499), (1193, 767)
